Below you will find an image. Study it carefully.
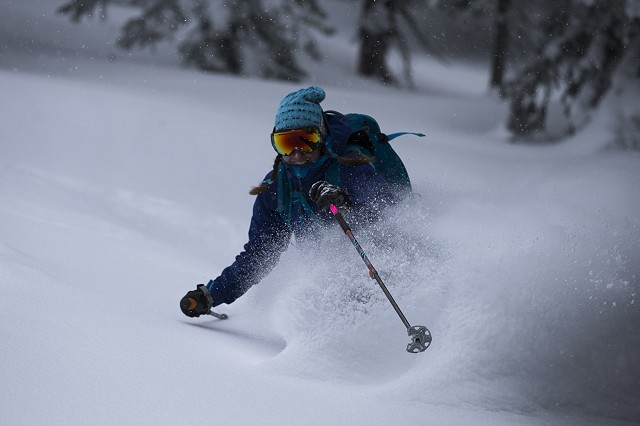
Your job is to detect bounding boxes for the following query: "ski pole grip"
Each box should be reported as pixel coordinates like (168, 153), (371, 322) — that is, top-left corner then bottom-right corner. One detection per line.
(329, 204), (351, 233)
(181, 297), (198, 311)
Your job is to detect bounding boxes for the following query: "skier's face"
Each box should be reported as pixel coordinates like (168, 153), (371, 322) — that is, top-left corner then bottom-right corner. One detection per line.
(281, 148), (322, 166)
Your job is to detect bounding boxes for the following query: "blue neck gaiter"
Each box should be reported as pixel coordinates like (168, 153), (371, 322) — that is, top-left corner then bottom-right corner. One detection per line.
(285, 155), (329, 179)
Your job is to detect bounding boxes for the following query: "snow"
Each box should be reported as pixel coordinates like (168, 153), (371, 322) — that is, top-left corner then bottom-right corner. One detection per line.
(1, 1), (639, 425)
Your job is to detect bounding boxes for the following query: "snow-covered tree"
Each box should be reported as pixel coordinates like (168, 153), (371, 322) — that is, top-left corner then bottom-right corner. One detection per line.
(58, 0), (334, 81)
(505, 0), (640, 137)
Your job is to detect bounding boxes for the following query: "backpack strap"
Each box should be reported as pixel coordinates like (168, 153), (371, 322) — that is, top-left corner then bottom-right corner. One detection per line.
(276, 161), (326, 228)
(385, 131), (426, 142)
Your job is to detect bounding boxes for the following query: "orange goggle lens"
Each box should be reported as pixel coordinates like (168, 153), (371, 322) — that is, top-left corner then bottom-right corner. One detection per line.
(271, 128), (322, 156)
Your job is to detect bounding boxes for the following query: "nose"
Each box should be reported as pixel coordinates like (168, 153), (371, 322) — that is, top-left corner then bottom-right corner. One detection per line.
(289, 149), (306, 161)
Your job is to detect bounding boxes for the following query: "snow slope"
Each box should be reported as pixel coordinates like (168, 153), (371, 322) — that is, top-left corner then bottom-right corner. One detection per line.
(1, 1), (639, 425)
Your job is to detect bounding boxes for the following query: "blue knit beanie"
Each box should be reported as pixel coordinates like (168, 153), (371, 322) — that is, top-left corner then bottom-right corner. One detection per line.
(274, 86), (325, 132)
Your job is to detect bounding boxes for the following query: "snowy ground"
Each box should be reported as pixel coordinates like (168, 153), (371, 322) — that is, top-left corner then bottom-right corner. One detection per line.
(1, 1), (639, 425)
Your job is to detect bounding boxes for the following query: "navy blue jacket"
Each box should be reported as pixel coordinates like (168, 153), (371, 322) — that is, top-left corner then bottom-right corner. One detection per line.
(206, 114), (394, 306)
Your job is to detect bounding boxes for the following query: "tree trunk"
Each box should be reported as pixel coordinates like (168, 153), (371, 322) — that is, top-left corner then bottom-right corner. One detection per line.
(490, 0), (511, 93)
(357, 0), (396, 84)
(358, 29), (395, 83)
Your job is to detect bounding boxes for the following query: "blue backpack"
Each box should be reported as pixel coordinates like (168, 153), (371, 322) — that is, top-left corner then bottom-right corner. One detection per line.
(325, 111), (425, 194)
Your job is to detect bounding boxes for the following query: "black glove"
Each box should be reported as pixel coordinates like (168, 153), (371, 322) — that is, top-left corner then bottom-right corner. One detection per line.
(309, 181), (350, 210)
(180, 284), (214, 318)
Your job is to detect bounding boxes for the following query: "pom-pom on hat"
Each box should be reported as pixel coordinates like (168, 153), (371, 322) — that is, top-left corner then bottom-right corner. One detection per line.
(274, 86), (325, 132)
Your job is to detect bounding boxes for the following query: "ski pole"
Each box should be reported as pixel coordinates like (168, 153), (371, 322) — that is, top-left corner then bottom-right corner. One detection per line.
(205, 310), (228, 320)
(327, 204), (431, 353)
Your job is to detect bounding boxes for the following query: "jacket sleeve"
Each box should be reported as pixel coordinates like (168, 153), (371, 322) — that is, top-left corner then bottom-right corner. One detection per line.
(340, 161), (396, 223)
(206, 191), (291, 306)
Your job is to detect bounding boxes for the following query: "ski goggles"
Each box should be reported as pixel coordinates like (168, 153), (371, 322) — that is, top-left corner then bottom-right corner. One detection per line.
(271, 127), (323, 156)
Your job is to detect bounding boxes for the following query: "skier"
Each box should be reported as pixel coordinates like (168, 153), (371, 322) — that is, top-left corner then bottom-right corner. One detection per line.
(180, 86), (395, 318)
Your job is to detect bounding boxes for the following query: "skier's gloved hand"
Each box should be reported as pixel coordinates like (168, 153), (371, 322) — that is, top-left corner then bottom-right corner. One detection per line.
(309, 181), (350, 211)
(180, 284), (214, 318)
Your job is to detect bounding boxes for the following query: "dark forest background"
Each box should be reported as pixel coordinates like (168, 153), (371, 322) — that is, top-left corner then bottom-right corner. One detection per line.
(58, 0), (640, 143)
